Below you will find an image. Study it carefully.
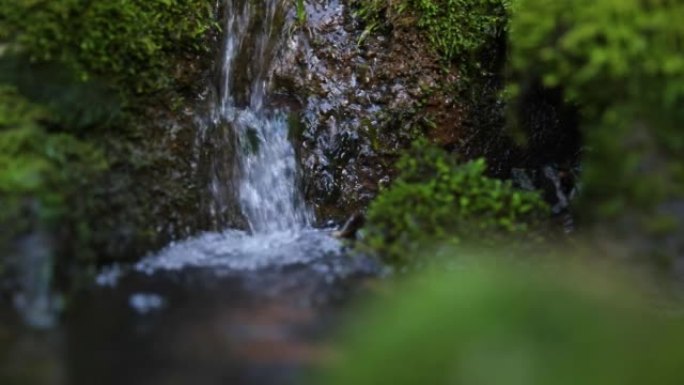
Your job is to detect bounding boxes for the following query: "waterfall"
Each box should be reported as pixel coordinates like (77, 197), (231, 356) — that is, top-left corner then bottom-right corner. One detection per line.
(218, 0), (311, 234)
(135, 0), (337, 273)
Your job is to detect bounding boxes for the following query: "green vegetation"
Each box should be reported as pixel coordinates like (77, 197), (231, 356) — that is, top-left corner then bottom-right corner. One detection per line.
(0, 0), (217, 96)
(357, 0), (510, 67)
(0, 0), (218, 268)
(295, 0), (307, 26)
(505, 0), (684, 272)
(0, 87), (106, 252)
(355, 0), (683, 271)
(408, 0), (510, 66)
(508, 0), (684, 221)
(508, 0), (684, 116)
(322, 259), (684, 385)
(354, 1), (529, 269)
(362, 139), (548, 266)
(348, 8), (684, 383)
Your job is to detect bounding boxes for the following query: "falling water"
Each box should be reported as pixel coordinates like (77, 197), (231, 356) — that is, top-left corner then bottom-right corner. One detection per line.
(137, 0), (334, 272)
(219, 0), (311, 233)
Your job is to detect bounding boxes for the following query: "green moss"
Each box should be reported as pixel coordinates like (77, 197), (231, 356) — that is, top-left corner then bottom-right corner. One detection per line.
(410, 0), (510, 65)
(0, 0), (218, 97)
(354, 0), (516, 176)
(362, 139), (548, 266)
(357, 0), (510, 69)
(0, 0), (220, 271)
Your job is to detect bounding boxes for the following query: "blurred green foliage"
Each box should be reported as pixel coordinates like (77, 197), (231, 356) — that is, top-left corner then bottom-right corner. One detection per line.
(0, 56), (123, 132)
(508, 0), (684, 219)
(0, 0), (217, 96)
(362, 139), (548, 266)
(509, 0), (684, 115)
(0, 86), (106, 249)
(322, 259), (684, 385)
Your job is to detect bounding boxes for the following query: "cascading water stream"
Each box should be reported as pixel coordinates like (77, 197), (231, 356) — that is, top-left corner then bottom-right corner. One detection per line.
(220, 0), (311, 234)
(136, 0), (338, 272)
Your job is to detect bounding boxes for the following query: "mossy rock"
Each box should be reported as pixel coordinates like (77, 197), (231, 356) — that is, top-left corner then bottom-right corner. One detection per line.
(0, 0), (223, 289)
(0, 0), (218, 98)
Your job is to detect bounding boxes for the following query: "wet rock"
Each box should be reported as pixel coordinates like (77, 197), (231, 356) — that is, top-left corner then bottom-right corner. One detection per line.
(77, 13), (249, 265)
(273, 0), (465, 223)
(333, 212), (366, 240)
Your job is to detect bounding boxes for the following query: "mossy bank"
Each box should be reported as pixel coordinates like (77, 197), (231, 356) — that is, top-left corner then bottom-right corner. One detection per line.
(0, 0), (226, 292)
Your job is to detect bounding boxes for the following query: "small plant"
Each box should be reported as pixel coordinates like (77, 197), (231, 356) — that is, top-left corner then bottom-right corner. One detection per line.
(410, 0), (511, 63)
(295, 0), (307, 26)
(354, 0), (511, 70)
(361, 139), (548, 266)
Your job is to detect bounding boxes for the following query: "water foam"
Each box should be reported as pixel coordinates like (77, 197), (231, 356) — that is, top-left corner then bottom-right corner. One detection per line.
(140, 0), (325, 274)
(136, 230), (342, 273)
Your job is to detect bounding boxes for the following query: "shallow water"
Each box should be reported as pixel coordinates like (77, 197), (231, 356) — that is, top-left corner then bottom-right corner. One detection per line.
(1, 229), (378, 385)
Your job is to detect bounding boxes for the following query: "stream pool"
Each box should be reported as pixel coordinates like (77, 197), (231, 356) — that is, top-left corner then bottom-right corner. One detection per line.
(1, 229), (379, 385)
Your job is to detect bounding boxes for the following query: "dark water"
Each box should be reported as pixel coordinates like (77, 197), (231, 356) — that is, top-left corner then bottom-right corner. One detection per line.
(1, 230), (378, 385)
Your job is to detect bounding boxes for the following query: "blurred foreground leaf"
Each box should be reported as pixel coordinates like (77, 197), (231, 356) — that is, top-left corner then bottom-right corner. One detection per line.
(321, 259), (684, 385)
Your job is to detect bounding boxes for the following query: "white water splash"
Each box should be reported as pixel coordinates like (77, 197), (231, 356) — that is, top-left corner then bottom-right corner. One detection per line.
(220, 0), (312, 233)
(137, 0), (326, 274)
(136, 230), (342, 272)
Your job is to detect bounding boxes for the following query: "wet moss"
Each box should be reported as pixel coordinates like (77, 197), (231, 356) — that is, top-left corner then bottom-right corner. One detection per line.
(351, 0), (541, 174)
(0, 0), (217, 98)
(356, 0), (510, 70)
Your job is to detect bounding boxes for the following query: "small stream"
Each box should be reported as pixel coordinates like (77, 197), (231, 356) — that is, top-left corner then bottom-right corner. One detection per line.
(1, 1), (378, 384)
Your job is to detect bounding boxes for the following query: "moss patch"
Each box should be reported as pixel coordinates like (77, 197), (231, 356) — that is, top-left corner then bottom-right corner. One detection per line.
(362, 139), (548, 266)
(0, 0), (217, 97)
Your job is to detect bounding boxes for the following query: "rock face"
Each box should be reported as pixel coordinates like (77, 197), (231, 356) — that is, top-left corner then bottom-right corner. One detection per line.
(51, 6), (251, 265)
(272, 0), (465, 223)
(91, 86), (247, 263)
(115, 0), (471, 241)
